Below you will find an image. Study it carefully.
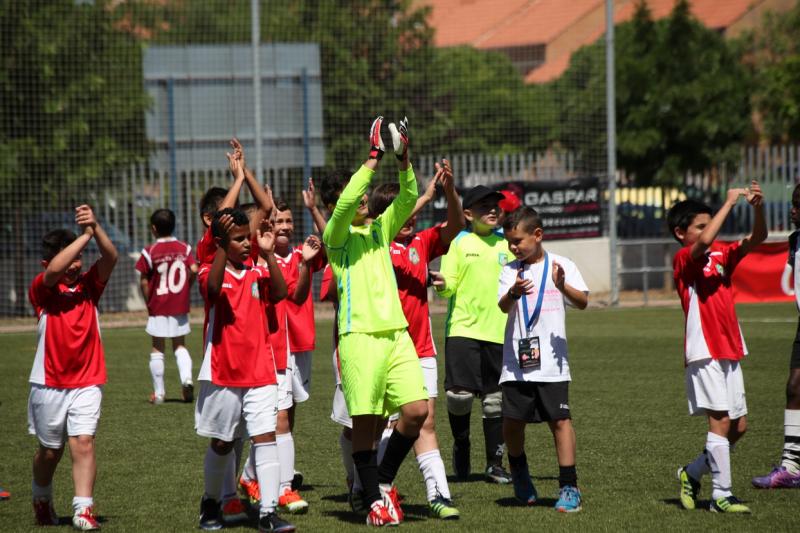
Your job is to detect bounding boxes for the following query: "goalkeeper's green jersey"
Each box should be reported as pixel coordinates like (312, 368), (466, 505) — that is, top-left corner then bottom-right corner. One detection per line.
(323, 165), (418, 334)
(436, 230), (509, 344)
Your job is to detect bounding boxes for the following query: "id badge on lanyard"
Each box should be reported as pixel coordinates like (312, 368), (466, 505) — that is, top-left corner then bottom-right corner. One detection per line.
(516, 254), (549, 370)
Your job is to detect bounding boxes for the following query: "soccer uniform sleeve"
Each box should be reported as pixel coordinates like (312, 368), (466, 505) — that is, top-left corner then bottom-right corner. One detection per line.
(135, 248), (151, 276)
(322, 165), (375, 249)
(184, 243), (196, 269)
(421, 225), (447, 262)
(29, 272), (54, 314)
(196, 227), (216, 265)
(320, 265), (335, 302)
(722, 241), (743, 275)
(378, 166), (418, 243)
(83, 263), (108, 304)
(436, 238), (462, 299)
(197, 265), (211, 302)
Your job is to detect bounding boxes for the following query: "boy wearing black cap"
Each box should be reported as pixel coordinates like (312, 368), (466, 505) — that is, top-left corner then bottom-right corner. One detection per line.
(431, 185), (511, 483)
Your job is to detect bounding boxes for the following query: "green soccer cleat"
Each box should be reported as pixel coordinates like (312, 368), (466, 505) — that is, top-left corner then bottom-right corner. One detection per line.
(710, 495), (751, 514)
(677, 466), (701, 510)
(429, 496), (460, 520)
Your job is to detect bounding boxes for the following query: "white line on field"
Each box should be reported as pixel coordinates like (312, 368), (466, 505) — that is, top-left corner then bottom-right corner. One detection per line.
(740, 318), (796, 323)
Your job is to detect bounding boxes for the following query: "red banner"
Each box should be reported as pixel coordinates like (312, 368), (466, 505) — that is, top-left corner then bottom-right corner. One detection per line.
(731, 241), (794, 303)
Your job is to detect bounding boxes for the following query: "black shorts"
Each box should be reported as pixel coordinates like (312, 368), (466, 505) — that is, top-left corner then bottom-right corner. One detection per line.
(792, 317), (800, 369)
(444, 337), (503, 395)
(501, 381), (571, 423)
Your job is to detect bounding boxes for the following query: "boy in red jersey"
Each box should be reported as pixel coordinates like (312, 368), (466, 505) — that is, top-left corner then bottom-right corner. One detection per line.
(667, 181), (766, 514)
(28, 205), (118, 530)
(195, 206), (294, 532)
(136, 208), (198, 404)
(367, 159), (464, 519)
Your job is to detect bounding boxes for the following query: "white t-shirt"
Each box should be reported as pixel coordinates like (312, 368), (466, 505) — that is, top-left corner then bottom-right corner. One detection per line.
(497, 253), (589, 384)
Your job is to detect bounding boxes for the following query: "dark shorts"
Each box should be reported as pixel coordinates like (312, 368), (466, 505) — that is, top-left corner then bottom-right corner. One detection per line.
(444, 337), (503, 395)
(501, 381), (571, 423)
(792, 317), (800, 369)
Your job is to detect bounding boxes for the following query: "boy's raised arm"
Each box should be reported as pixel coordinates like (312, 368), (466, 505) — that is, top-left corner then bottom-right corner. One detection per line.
(257, 221), (288, 302)
(302, 178), (328, 234)
(42, 227), (92, 287)
(690, 188), (746, 262)
(219, 149), (246, 211)
(76, 205), (118, 283)
(289, 235), (322, 305)
(380, 118), (418, 242)
(437, 159), (465, 245)
(206, 214), (235, 302)
(738, 180), (768, 257)
(323, 117), (383, 249)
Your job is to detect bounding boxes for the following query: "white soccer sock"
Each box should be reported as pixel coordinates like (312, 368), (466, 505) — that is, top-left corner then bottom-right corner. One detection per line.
(174, 346), (193, 385)
(417, 449), (451, 501)
(685, 449), (711, 480)
(706, 432), (733, 500)
(72, 496), (93, 514)
(277, 432), (295, 493)
(376, 427), (393, 465)
(221, 444), (239, 502)
(149, 352), (165, 397)
(203, 446), (230, 501)
(32, 481), (52, 500)
(242, 446), (256, 482)
(339, 432), (361, 489)
(254, 441), (280, 516)
(782, 409), (800, 473)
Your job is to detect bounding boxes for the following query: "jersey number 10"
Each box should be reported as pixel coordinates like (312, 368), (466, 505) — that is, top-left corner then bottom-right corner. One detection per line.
(155, 261), (188, 296)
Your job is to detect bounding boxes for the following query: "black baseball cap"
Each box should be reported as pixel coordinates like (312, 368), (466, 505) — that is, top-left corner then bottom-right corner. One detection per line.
(462, 185), (504, 209)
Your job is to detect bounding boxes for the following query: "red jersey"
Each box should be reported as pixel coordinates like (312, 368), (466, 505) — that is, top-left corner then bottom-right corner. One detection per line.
(198, 263), (276, 387)
(276, 247), (326, 352)
(28, 264), (108, 388)
(320, 264), (335, 302)
(673, 241), (748, 364)
(266, 299), (289, 371)
(135, 238), (195, 316)
(390, 226), (448, 357)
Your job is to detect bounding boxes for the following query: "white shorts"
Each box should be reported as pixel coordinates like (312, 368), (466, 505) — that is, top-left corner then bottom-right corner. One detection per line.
(292, 351), (312, 402)
(195, 382), (278, 441)
(277, 370), (294, 411)
(330, 384), (352, 429)
(28, 385), (103, 448)
(685, 359), (747, 419)
(146, 314), (191, 338)
(420, 357), (438, 399)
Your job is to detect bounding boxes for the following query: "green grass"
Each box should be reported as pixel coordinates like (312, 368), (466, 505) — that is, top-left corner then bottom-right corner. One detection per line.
(0, 303), (798, 531)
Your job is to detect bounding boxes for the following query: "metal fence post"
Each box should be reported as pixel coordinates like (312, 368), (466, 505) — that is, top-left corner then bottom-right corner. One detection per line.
(606, 0), (619, 306)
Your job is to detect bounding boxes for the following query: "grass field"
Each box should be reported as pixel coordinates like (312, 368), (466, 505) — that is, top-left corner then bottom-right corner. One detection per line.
(0, 303), (798, 532)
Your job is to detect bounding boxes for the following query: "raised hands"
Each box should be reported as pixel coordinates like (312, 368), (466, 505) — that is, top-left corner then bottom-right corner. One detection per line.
(226, 148), (244, 181)
(745, 179), (763, 207)
(388, 116), (409, 160)
(368, 116), (385, 160)
(302, 178), (316, 210)
(551, 261), (565, 291)
(510, 268), (535, 298)
(75, 205), (97, 236)
(301, 235), (322, 263)
(257, 219), (276, 255)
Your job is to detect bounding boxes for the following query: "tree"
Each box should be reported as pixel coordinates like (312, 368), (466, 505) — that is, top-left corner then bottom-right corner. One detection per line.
(0, 0), (149, 204)
(748, 0), (800, 142)
(548, 0), (752, 186)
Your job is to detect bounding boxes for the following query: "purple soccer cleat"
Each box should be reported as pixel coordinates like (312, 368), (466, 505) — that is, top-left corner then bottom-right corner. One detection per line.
(751, 466), (800, 489)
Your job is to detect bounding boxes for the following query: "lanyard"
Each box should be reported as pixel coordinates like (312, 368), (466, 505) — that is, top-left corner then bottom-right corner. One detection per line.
(519, 253), (549, 333)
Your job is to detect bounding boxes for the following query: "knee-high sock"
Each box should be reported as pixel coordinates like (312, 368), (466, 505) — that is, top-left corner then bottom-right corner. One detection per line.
(685, 449), (711, 480)
(277, 433), (295, 493)
(149, 352), (165, 397)
(254, 441), (280, 516)
(706, 432), (732, 499)
(417, 449), (451, 500)
(482, 417), (505, 468)
(782, 409), (800, 473)
(174, 346), (193, 384)
(353, 450), (381, 507)
(377, 429), (418, 485)
(204, 446), (230, 501)
(221, 440), (242, 502)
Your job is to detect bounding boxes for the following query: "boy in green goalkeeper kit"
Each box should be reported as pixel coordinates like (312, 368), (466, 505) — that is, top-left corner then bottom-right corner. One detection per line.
(322, 116), (428, 526)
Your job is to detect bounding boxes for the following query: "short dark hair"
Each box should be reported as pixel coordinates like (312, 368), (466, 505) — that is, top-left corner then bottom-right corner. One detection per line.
(319, 170), (350, 208)
(42, 229), (77, 261)
(211, 208), (250, 243)
(502, 206), (543, 234)
(666, 200), (713, 243)
(273, 198), (290, 213)
(150, 208), (175, 237)
(200, 187), (228, 217)
(793, 183), (800, 209)
(239, 202), (259, 217)
(369, 182), (399, 218)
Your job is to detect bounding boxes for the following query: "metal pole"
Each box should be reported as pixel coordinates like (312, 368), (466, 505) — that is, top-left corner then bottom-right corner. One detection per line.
(606, 0), (619, 305)
(251, 0), (263, 182)
(167, 78), (178, 218)
(301, 68), (313, 235)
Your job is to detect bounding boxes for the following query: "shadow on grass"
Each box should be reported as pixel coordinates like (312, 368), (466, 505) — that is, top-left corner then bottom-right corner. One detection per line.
(446, 473), (487, 483)
(495, 496), (558, 507)
(320, 492), (349, 504)
(661, 497), (712, 510)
